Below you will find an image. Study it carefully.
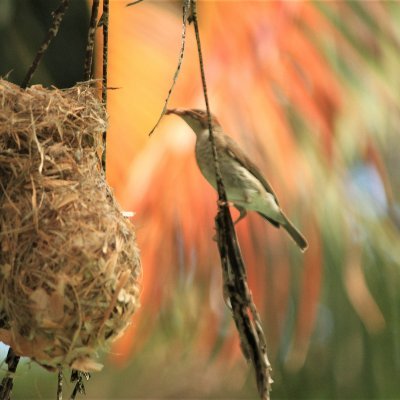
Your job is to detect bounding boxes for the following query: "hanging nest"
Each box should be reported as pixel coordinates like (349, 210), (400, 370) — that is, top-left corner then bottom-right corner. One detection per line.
(0, 79), (141, 372)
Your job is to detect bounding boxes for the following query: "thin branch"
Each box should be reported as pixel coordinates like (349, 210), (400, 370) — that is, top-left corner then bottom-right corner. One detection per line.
(190, 1), (273, 399)
(21, 0), (71, 89)
(190, 0), (227, 204)
(126, 0), (144, 6)
(101, 0), (109, 172)
(0, 348), (20, 400)
(148, 0), (191, 136)
(83, 0), (100, 81)
(102, 0), (109, 107)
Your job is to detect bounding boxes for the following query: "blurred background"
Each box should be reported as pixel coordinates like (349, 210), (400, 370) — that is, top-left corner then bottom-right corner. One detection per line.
(1, 0), (400, 398)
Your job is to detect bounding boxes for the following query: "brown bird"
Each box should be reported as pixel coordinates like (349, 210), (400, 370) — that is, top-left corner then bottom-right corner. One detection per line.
(165, 108), (308, 252)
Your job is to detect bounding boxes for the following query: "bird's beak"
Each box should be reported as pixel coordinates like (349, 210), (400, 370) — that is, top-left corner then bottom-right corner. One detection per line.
(165, 108), (184, 116)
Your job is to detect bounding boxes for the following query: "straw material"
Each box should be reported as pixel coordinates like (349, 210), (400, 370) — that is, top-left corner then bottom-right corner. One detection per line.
(0, 80), (141, 371)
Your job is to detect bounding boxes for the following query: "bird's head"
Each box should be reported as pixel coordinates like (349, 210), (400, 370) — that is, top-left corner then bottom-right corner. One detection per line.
(165, 108), (220, 134)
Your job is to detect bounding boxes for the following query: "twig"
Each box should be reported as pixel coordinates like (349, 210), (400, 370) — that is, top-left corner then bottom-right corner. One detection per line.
(189, 0), (227, 204)
(21, 0), (71, 89)
(148, 0), (191, 136)
(102, 0), (109, 108)
(83, 0), (100, 80)
(0, 348), (20, 400)
(57, 368), (63, 400)
(189, 1), (273, 399)
(70, 370), (90, 400)
(101, 0), (109, 172)
(126, 0), (144, 6)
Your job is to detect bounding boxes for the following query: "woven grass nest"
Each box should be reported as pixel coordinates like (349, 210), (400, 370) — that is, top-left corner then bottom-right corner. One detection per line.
(0, 79), (141, 372)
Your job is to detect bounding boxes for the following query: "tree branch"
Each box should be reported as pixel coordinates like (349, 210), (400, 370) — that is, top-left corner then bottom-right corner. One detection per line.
(21, 0), (71, 89)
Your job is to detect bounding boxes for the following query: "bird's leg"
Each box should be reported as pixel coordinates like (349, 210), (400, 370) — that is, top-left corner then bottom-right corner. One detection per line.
(233, 206), (247, 225)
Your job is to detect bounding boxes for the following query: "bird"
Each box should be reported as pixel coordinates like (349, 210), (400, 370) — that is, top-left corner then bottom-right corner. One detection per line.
(165, 108), (308, 252)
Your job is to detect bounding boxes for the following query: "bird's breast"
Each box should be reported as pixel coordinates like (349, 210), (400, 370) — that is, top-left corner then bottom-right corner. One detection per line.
(194, 134), (224, 186)
(194, 135), (264, 195)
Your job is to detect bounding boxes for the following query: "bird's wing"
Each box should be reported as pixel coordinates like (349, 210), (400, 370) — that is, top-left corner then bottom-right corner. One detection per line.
(222, 134), (280, 205)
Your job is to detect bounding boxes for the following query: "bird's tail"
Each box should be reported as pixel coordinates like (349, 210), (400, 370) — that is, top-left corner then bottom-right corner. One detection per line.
(281, 213), (308, 252)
